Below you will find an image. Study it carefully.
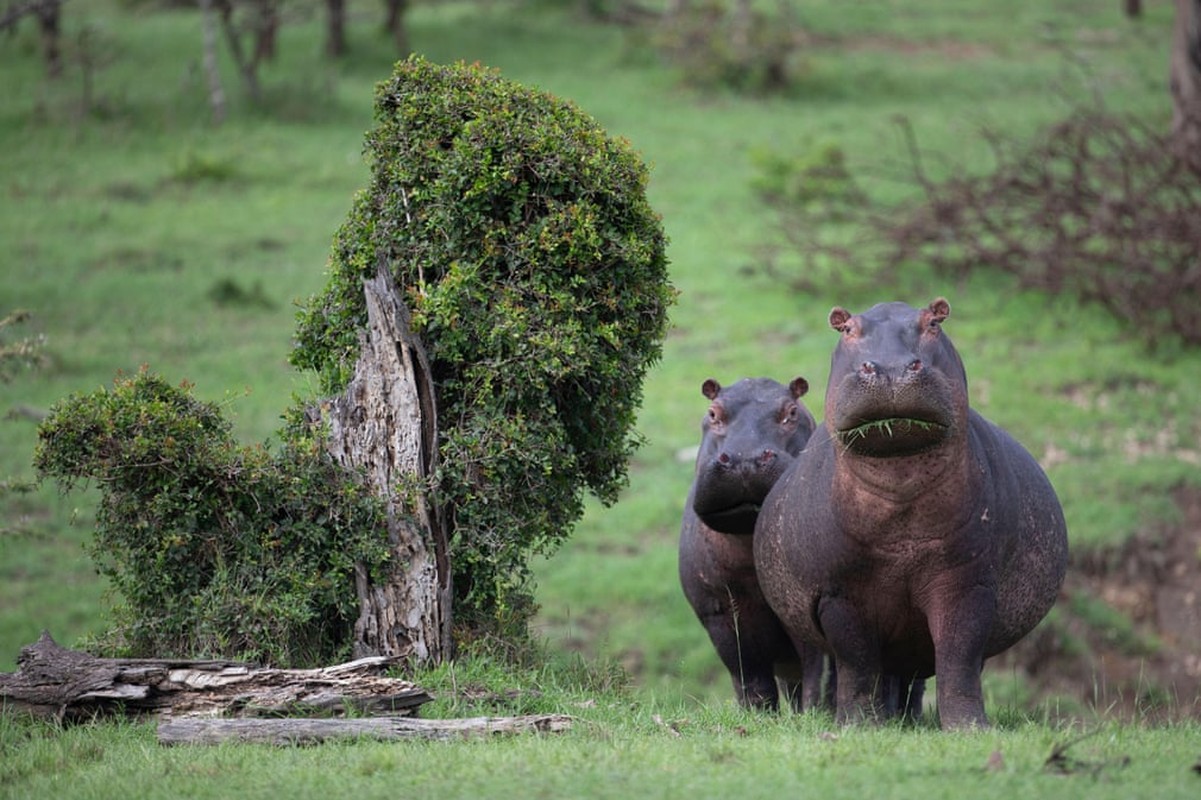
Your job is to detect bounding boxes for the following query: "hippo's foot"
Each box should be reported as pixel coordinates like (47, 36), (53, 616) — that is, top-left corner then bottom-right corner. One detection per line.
(932, 684), (990, 730)
(734, 674), (781, 712)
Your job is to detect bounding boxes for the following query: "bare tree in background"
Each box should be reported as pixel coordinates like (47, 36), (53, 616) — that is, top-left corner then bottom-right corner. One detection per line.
(199, 0), (227, 124)
(1170, 0), (1201, 170)
(382, 0), (408, 55)
(1, 0), (64, 77)
(208, 0), (276, 104)
(325, 0), (346, 57)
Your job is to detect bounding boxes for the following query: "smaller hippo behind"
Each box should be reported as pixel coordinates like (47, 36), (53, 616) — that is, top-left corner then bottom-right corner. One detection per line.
(679, 376), (821, 710)
(755, 299), (1068, 729)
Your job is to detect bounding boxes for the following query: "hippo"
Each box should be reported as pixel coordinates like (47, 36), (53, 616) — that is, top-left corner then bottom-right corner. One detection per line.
(754, 299), (1068, 729)
(679, 376), (826, 710)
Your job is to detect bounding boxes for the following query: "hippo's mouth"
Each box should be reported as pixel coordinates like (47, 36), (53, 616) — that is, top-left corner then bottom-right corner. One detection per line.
(695, 502), (761, 536)
(836, 416), (950, 457)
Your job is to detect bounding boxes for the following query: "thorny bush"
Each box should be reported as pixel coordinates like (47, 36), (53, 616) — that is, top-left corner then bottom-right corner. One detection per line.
(757, 110), (1201, 347)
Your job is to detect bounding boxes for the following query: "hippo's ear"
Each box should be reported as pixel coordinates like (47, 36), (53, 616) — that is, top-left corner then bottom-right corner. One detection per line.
(829, 307), (853, 332)
(789, 377), (809, 399)
(928, 298), (950, 323)
(701, 379), (721, 400)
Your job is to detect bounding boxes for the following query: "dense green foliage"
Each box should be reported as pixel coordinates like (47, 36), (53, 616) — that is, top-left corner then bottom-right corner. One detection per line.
(293, 56), (674, 632)
(32, 370), (389, 665)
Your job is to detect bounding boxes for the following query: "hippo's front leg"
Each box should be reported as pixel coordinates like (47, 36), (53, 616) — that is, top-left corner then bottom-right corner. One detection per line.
(818, 594), (885, 723)
(929, 584), (995, 729)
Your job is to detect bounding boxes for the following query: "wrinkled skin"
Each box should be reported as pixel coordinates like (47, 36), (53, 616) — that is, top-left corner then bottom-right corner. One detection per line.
(755, 299), (1068, 729)
(679, 377), (827, 710)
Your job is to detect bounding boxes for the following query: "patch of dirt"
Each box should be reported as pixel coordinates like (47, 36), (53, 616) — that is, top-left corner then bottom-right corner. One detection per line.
(997, 485), (1201, 721)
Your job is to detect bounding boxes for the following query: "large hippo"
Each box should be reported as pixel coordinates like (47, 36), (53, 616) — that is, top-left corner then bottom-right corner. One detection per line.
(755, 299), (1068, 729)
(679, 376), (824, 710)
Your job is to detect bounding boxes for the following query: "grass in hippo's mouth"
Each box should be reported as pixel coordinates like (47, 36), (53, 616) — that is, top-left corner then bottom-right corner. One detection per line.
(837, 417), (947, 445)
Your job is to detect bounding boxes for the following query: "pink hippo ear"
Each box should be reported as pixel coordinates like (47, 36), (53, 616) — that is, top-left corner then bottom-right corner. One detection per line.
(789, 376), (809, 398)
(927, 297), (951, 324)
(829, 307), (853, 332)
(701, 378), (721, 400)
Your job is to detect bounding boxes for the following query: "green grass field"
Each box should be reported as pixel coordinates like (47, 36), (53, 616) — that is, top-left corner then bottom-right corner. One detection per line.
(2, 1), (1200, 795)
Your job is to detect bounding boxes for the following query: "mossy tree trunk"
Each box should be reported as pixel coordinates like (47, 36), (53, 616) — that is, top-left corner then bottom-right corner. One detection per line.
(1170, 0), (1201, 171)
(320, 263), (451, 664)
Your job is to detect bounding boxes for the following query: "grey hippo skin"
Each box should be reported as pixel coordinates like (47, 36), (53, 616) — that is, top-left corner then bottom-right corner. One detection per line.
(754, 299), (1068, 729)
(679, 377), (826, 711)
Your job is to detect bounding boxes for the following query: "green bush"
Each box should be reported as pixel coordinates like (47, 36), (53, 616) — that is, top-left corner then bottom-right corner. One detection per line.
(33, 370), (390, 666)
(292, 57), (674, 636)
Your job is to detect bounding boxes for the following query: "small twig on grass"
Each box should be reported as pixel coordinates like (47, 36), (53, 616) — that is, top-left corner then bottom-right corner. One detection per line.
(1043, 729), (1131, 778)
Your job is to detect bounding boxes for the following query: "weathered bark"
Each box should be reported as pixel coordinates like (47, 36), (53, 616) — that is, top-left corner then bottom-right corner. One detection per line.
(320, 263), (451, 664)
(0, 632), (432, 722)
(157, 713), (573, 746)
(1170, 0), (1201, 171)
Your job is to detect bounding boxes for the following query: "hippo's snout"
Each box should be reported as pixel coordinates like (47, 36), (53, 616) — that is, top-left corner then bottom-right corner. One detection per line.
(694, 448), (793, 534)
(716, 448), (780, 469)
(856, 357), (926, 383)
(831, 360), (957, 458)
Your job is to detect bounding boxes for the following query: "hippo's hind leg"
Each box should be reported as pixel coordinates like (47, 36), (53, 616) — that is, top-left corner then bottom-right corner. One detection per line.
(882, 675), (926, 722)
(776, 644), (833, 713)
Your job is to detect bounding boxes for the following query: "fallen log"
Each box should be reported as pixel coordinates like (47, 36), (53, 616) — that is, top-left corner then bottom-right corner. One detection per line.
(157, 713), (574, 746)
(0, 632), (432, 721)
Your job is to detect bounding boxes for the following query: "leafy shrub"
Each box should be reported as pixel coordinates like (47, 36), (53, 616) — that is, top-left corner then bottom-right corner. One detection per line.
(653, 1), (808, 94)
(292, 57), (674, 636)
(33, 369), (390, 666)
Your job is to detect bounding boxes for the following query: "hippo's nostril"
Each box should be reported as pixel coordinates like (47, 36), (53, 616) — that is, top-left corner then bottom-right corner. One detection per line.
(760, 449), (776, 464)
(717, 452), (731, 466)
(907, 359), (923, 373)
(860, 362), (878, 376)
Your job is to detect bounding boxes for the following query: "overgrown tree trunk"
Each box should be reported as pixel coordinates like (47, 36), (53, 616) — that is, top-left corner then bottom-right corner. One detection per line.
(325, 0), (346, 58)
(1170, 0), (1201, 171)
(319, 263), (451, 664)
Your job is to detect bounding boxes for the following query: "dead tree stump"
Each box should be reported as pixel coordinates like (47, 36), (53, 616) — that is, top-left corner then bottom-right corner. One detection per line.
(317, 263), (452, 664)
